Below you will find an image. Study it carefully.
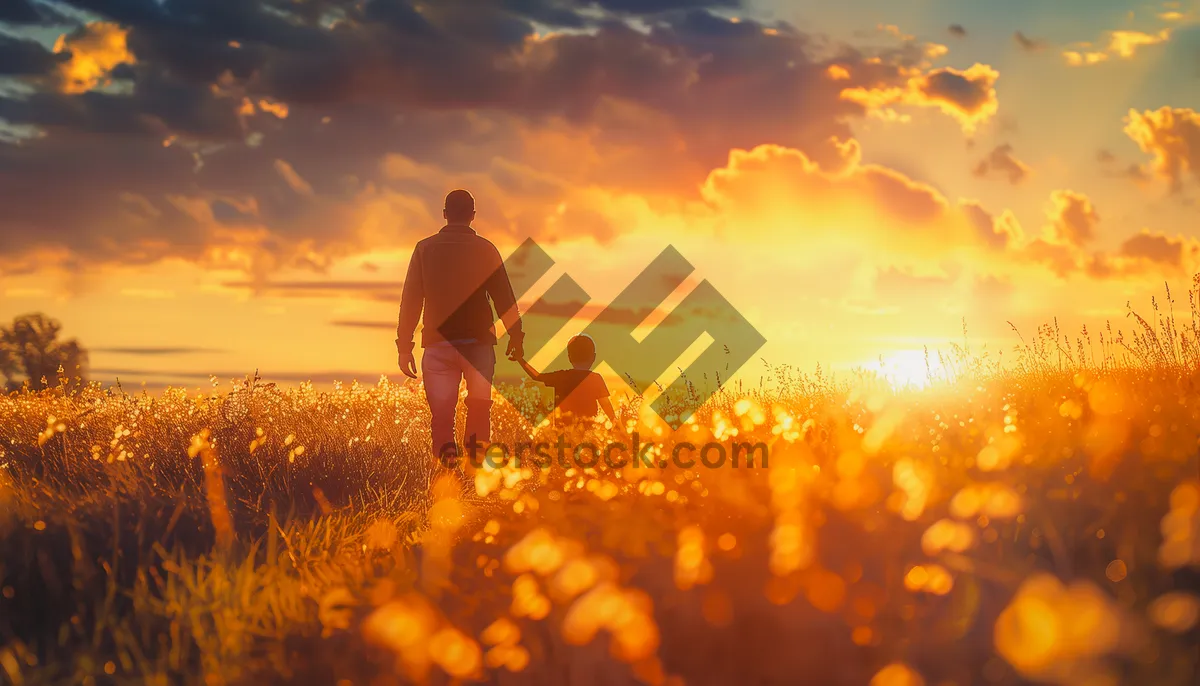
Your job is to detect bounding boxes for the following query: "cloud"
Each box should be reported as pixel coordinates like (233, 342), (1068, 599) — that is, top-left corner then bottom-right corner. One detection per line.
(697, 141), (1009, 262)
(1086, 230), (1200, 279)
(1062, 50), (1109, 66)
(1004, 190), (1197, 281)
(593, 0), (741, 11)
(52, 22), (135, 94)
(960, 201), (1023, 250)
(1063, 28), (1173, 66)
(1003, 190), (1100, 277)
(1118, 230), (1194, 266)
(1045, 189), (1099, 247)
(1123, 107), (1200, 191)
(1108, 29), (1171, 58)
(973, 143), (1031, 184)
(273, 159), (314, 196)
(93, 346), (227, 355)
(840, 63), (1000, 133)
(1013, 32), (1046, 51)
(0, 34), (69, 77)
(0, 0), (48, 23)
(948, 24), (967, 38)
(0, 3), (965, 275)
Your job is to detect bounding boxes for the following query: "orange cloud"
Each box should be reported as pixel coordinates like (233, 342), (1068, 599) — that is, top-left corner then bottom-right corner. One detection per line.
(1123, 107), (1200, 191)
(960, 201), (1024, 249)
(1108, 29), (1171, 58)
(52, 22), (133, 94)
(1062, 50), (1109, 66)
(825, 64), (851, 81)
(840, 64), (1000, 133)
(1045, 190), (1099, 247)
(698, 141), (993, 259)
(1009, 189), (1199, 281)
(1086, 230), (1200, 279)
(1063, 28), (1172, 66)
(257, 99), (290, 119)
(1119, 230), (1196, 266)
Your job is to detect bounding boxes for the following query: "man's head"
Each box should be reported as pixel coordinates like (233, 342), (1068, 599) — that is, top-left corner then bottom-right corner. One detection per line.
(567, 334), (597, 370)
(443, 189), (476, 225)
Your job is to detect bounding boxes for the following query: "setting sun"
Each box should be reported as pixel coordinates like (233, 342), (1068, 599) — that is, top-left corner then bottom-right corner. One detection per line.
(866, 349), (942, 389)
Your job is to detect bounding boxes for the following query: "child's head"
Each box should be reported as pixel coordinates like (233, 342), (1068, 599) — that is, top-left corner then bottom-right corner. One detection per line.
(566, 334), (597, 369)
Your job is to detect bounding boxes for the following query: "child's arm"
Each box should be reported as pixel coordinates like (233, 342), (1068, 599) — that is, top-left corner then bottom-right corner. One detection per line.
(516, 357), (545, 382)
(598, 397), (616, 424)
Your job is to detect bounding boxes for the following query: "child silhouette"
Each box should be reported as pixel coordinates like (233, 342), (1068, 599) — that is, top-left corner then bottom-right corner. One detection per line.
(515, 334), (616, 424)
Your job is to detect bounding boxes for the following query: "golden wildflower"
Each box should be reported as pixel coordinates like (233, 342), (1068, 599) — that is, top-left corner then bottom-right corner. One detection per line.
(674, 525), (713, 591)
(870, 662), (925, 686)
(994, 573), (1122, 684)
(428, 626), (482, 679)
(1158, 481), (1200, 569)
(1147, 592), (1200, 633)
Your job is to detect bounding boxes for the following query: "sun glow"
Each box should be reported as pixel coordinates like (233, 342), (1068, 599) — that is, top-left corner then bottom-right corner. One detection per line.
(866, 349), (941, 389)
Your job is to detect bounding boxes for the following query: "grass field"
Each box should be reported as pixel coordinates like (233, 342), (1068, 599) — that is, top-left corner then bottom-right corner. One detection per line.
(1, 307), (1199, 685)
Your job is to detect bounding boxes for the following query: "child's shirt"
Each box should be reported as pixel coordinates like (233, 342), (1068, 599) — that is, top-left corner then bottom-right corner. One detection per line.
(540, 368), (610, 418)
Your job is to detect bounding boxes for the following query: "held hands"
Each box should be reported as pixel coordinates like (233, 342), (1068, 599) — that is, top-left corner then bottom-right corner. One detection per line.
(505, 334), (524, 362)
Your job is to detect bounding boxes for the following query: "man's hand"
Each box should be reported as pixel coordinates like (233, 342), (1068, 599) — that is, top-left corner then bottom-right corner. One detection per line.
(396, 340), (418, 379)
(505, 335), (524, 362)
(398, 350), (418, 379)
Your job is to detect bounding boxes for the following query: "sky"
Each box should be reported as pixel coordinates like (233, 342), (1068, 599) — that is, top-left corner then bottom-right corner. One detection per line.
(1, 0), (1199, 391)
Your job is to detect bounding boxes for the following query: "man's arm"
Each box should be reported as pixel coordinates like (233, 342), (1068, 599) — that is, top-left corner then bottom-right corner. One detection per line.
(485, 246), (524, 358)
(396, 245), (425, 377)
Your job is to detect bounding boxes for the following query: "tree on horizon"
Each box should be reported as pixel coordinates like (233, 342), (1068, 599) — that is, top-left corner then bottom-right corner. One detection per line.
(0, 313), (88, 392)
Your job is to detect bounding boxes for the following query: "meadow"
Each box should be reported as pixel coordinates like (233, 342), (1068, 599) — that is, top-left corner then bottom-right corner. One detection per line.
(1, 299), (1199, 686)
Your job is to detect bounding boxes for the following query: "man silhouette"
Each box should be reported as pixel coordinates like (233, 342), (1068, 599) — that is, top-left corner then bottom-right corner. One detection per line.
(397, 189), (524, 462)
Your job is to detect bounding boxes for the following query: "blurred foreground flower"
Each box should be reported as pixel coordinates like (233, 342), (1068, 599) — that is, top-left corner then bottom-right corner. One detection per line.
(1147, 592), (1200, 633)
(362, 593), (482, 681)
(994, 573), (1126, 684)
(1158, 481), (1200, 569)
(870, 662), (925, 686)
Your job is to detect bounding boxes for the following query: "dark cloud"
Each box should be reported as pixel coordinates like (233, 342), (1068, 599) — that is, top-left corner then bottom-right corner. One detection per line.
(0, 1), (970, 275)
(0, 34), (68, 76)
(1119, 231), (1189, 266)
(973, 143), (1031, 184)
(948, 24), (966, 38)
(919, 65), (996, 116)
(1013, 31), (1046, 51)
(0, 0), (47, 23)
